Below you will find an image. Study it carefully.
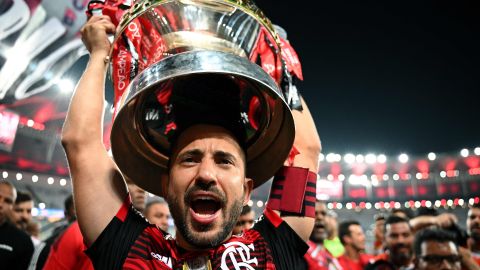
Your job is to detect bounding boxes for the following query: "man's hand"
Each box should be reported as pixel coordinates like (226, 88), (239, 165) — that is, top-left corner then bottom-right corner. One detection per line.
(62, 15), (127, 246)
(80, 15), (115, 57)
(459, 247), (480, 270)
(435, 213), (458, 228)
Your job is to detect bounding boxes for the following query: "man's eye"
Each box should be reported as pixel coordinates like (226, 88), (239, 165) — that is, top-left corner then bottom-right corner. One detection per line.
(218, 159), (233, 165)
(181, 157), (195, 163)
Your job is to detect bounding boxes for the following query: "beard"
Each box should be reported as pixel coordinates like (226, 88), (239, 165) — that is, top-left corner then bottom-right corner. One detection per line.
(389, 243), (413, 266)
(167, 184), (244, 248)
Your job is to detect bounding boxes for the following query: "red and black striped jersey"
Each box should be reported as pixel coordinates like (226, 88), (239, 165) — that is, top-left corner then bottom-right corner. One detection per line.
(86, 196), (308, 269)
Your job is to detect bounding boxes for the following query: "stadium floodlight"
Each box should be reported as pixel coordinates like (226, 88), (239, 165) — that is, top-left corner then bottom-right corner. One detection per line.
(474, 147), (480, 156)
(365, 154), (376, 164)
(355, 154), (364, 163)
(57, 78), (75, 94)
(326, 153), (337, 163)
(318, 153), (325, 161)
(59, 179), (66, 186)
(460, 148), (469, 157)
(16, 173), (22, 180)
(398, 153), (409, 163)
(428, 152), (436, 161)
(343, 153), (355, 164)
(377, 154), (387, 163)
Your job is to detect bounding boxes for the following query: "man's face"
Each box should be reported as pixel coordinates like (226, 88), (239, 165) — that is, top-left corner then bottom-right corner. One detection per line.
(467, 208), (480, 242)
(233, 210), (255, 234)
(127, 182), (147, 213)
(13, 200), (33, 230)
(166, 125), (252, 248)
(310, 202), (328, 243)
(385, 222), (414, 267)
(145, 203), (170, 232)
(0, 184), (15, 224)
(375, 219), (385, 240)
(346, 224), (366, 252)
(324, 213), (337, 239)
(416, 241), (461, 270)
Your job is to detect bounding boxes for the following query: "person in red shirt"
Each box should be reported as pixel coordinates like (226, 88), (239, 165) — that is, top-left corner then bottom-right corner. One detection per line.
(337, 220), (372, 270)
(467, 204), (480, 266)
(305, 201), (343, 270)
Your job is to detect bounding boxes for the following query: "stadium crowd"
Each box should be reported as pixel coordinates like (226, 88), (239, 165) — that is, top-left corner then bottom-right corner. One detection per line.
(1, 179), (480, 270)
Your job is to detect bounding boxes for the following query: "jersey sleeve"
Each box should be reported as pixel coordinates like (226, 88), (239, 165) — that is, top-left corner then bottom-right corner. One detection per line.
(85, 195), (149, 269)
(252, 206), (309, 269)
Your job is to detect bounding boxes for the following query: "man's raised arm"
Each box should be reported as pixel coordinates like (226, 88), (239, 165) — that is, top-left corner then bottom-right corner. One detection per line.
(61, 16), (127, 246)
(266, 96), (321, 242)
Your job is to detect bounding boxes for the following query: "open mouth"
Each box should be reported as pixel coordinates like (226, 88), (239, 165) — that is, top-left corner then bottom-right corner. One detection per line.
(189, 193), (222, 225)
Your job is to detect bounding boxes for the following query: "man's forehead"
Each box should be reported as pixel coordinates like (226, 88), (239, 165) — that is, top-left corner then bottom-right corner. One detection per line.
(0, 184), (14, 198)
(174, 125), (244, 156)
(387, 222), (411, 233)
(15, 200), (34, 208)
(315, 202), (326, 211)
(468, 208), (480, 216)
(422, 240), (457, 255)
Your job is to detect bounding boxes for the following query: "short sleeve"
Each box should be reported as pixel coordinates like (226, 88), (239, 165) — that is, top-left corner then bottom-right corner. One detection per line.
(85, 196), (149, 270)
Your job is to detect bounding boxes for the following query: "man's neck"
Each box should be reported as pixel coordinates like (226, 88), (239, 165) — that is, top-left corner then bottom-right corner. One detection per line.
(471, 239), (480, 253)
(344, 246), (360, 260)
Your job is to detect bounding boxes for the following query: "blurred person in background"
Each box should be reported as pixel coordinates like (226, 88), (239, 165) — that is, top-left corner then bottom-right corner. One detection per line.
(43, 182), (147, 270)
(323, 209), (344, 258)
(391, 209), (413, 220)
(32, 194), (76, 270)
(0, 181), (34, 270)
(337, 220), (372, 270)
(467, 203), (480, 265)
(368, 215), (414, 269)
(12, 191), (34, 231)
(305, 201), (342, 269)
(126, 177), (147, 213)
(374, 214), (386, 255)
(144, 199), (171, 232)
(232, 205), (255, 235)
(410, 207), (458, 232)
(414, 228), (479, 270)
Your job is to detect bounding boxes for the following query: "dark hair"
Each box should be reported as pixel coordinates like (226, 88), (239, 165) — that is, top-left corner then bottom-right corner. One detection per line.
(374, 213), (386, 221)
(338, 220), (360, 245)
(15, 191), (32, 204)
(64, 194), (74, 211)
(414, 228), (456, 256)
(391, 208), (413, 219)
(471, 203), (480, 210)
(384, 215), (411, 233)
(241, 205), (252, 216)
(416, 207), (439, 217)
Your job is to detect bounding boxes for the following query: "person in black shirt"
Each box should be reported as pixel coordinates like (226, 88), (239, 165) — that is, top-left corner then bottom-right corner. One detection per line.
(0, 181), (34, 270)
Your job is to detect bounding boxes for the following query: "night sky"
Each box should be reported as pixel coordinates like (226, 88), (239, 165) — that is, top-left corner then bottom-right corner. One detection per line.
(255, 1), (480, 156)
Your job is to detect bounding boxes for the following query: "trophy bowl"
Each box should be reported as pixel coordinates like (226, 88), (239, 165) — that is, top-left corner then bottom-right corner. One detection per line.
(108, 0), (295, 196)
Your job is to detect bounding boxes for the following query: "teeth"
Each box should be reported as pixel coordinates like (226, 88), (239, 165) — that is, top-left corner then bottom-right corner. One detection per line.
(196, 213), (214, 217)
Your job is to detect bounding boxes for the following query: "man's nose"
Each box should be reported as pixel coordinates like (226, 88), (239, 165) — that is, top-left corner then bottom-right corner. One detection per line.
(438, 258), (453, 270)
(195, 160), (217, 186)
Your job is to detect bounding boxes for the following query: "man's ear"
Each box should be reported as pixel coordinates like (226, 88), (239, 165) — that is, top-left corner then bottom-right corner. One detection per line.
(243, 178), (254, 205)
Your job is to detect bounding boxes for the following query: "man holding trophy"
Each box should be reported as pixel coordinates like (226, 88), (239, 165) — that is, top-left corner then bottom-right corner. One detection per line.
(62, 1), (321, 269)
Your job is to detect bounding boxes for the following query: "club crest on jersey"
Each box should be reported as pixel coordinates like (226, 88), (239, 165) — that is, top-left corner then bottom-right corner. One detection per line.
(221, 242), (258, 270)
